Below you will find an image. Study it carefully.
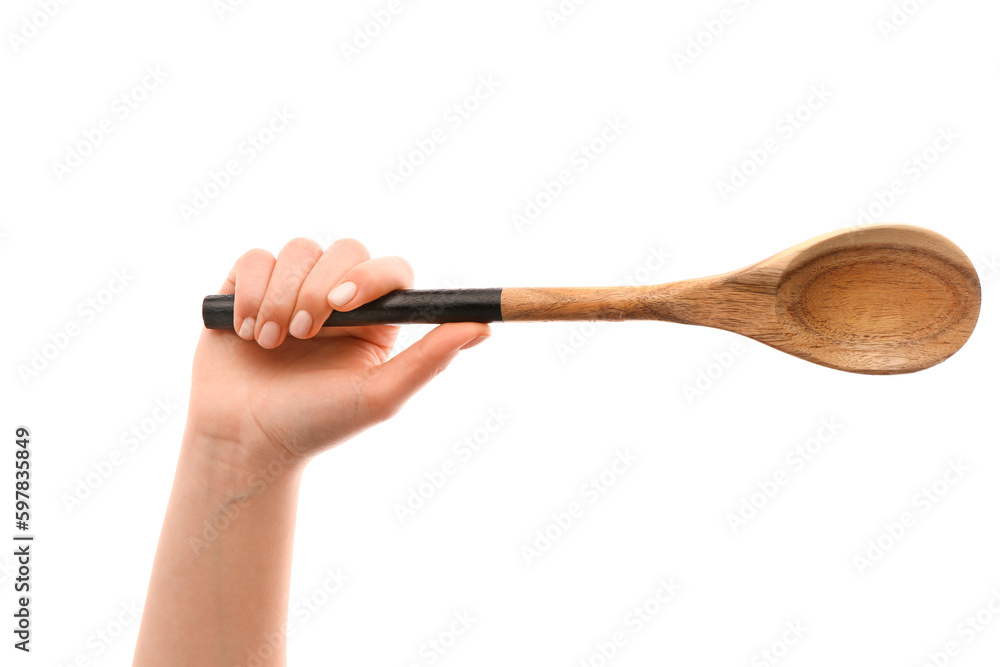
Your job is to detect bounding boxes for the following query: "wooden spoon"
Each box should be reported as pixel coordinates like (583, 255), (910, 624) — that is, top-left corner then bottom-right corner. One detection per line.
(203, 224), (981, 374)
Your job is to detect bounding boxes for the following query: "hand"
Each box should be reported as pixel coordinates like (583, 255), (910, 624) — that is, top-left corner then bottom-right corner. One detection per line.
(185, 237), (490, 469)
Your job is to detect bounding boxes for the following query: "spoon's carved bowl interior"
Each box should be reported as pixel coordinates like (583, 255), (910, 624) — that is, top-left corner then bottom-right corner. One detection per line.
(773, 225), (981, 374)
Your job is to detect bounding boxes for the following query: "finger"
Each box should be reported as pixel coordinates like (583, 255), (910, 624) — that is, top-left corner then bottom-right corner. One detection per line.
(227, 249), (276, 339)
(288, 238), (370, 339)
(364, 322), (490, 421)
(219, 267), (236, 295)
(327, 256), (415, 312)
(253, 238), (323, 348)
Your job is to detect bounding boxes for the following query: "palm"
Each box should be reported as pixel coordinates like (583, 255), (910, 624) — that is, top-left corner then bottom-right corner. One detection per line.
(189, 326), (401, 460)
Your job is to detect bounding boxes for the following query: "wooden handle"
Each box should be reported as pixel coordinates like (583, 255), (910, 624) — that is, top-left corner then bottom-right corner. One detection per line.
(499, 286), (676, 322)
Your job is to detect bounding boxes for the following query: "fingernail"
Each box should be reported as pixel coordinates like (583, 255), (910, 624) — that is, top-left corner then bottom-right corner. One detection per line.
(328, 281), (358, 307)
(238, 317), (255, 340)
(460, 335), (490, 350)
(289, 310), (313, 339)
(258, 320), (281, 348)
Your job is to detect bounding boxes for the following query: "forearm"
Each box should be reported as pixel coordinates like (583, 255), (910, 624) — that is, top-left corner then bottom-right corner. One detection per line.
(133, 426), (305, 666)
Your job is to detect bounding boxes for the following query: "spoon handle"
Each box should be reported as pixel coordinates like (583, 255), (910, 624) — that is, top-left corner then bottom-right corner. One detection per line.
(202, 286), (668, 329)
(500, 286), (666, 322)
(202, 290), (503, 329)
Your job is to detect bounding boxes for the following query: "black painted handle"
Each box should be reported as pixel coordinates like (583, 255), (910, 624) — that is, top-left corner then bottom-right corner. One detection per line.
(202, 289), (503, 329)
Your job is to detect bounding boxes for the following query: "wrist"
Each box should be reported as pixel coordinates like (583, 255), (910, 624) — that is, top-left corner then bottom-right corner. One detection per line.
(179, 422), (306, 495)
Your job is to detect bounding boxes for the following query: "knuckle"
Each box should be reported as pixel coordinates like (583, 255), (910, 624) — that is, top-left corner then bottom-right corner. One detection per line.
(295, 283), (328, 311)
(285, 236), (322, 257)
(270, 281), (298, 307)
(240, 247), (275, 267)
(331, 237), (370, 261)
(289, 260), (313, 284)
(259, 286), (297, 318)
(256, 299), (279, 321)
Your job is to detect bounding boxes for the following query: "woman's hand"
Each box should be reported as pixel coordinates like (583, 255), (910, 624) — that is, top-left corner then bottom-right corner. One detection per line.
(185, 237), (490, 469)
(135, 239), (489, 665)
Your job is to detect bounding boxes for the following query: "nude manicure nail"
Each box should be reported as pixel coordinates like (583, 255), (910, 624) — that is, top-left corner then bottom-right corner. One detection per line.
(238, 317), (255, 340)
(258, 320), (281, 348)
(328, 281), (358, 307)
(289, 310), (313, 338)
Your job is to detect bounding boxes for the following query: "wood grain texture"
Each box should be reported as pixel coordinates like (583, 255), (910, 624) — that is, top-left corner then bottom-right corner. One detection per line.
(501, 225), (981, 374)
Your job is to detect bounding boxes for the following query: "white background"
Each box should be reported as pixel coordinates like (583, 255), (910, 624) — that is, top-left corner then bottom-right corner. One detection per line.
(3, 0), (999, 665)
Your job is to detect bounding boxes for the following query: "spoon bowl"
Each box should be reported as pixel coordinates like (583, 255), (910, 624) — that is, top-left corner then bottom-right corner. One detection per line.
(771, 225), (980, 373)
(665, 224), (981, 373)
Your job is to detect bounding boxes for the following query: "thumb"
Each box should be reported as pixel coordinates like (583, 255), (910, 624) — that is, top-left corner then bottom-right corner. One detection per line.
(366, 322), (490, 418)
